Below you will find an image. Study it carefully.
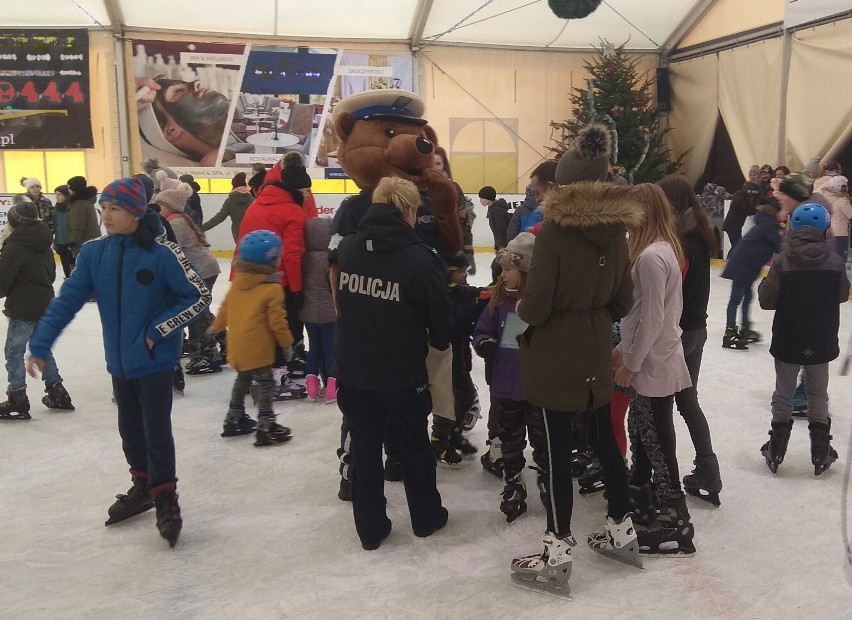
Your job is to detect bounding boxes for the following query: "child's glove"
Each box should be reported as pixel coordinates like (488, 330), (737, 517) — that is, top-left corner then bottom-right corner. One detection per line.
(474, 338), (497, 386)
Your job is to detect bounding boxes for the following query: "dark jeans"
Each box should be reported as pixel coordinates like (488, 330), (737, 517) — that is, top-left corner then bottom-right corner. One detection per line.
(338, 383), (444, 543)
(305, 322), (335, 378)
(112, 370), (176, 489)
(497, 398), (547, 476)
(55, 243), (75, 279)
(726, 280), (753, 328)
(674, 328), (715, 458)
(833, 236), (849, 263)
(725, 230), (742, 257)
(228, 366), (274, 417)
(285, 287), (304, 348)
(541, 403), (630, 537)
(629, 391), (682, 502)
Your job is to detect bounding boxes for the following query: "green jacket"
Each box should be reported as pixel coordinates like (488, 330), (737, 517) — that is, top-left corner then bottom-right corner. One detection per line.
(202, 191), (253, 242)
(0, 220), (56, 321)
(69, 191), (101, 256)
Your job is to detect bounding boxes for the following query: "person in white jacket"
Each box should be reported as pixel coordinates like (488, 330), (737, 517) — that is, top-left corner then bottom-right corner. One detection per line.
(614, 183), (695, 555)
(816, 175), (851, 262)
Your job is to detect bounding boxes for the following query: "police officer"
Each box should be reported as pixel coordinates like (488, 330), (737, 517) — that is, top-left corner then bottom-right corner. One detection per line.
(335, 176), (452, 551)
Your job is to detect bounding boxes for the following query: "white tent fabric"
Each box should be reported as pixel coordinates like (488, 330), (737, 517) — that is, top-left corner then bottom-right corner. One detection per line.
(5, 0), (704, 50)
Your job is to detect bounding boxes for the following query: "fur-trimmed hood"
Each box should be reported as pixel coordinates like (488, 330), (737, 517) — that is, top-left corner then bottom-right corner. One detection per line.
(542, 182), (642, 246)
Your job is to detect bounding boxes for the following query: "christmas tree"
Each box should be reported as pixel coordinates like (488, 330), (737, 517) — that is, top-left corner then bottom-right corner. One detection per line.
(547, 41), (686, 184)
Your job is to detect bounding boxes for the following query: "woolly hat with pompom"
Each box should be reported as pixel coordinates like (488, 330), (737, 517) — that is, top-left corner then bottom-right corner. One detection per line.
(155, 169), (182, 192)
(8, 198), (39, 228)
(153, 181), (193, 213)
(497, 232), (536, 273)
(555, 123), (612, 185)
(21, 177), (41, 191)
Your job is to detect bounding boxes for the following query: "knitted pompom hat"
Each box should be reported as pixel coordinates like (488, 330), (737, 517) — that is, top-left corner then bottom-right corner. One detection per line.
(153, 182), (193, 213)
(497, 231), (536, 272)
(555, 123), (612, 185)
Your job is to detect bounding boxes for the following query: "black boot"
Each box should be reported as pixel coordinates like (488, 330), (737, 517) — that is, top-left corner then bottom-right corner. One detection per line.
(0, 388), (31, 420)
(338, 477), (352, 502)
(152, 483), (182, 548)
(221, 410), (257, 437)
(760, 419), (793, 474)
(628, 482), (657, 526)
(740, 322), (761, 343)
(809, 420), (838, 476)
(105, 472), (154, 526)
(42, 382), (75, 411)
(637, 495), (695, 555)
(500, 471), (528, 523)
(173, 363), (185, 396)
(383, 457), (404, 482)
(578, 458), (606, 495)
(722, 326), (749, 350)
(682, 454), (722, 506)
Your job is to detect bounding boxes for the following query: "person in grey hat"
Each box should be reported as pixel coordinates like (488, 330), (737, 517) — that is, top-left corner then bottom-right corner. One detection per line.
(0, 199), (74, 419)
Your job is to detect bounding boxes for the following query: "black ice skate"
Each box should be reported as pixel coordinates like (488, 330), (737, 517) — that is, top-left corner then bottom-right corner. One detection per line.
(682, 454), (722, 506)
(105, 473), (154, 526)
(637, 497), (695, 555)
(570, 449), (593, 478)
(462, 390), (481, 431)
(511, 532), (575, 598)
(480, 438), (503, 478)
(578, 459), (606, 495)
(338, 477), (352, 502)
(627, 482), (657, 526)
(152, 484), (182, 548)
(722, 326), (749, 350)
(740, 323), (761, 343)
(384, 457), (403, 482)
(221, 412), (257, 437)
(588, 514), (643, 569)
(431, 435), (462, 469)
(0, 389), (31, 420)
(449, 426), (478, 456)
(760, 419), (793, 474)
(185, 357), (222, 375)
(42, 382), (75, 411)
(254, 414), (292, 447)
(809, 420), (838, 476)
(500, 472), (528, 523)
(173, 363), (185, 396)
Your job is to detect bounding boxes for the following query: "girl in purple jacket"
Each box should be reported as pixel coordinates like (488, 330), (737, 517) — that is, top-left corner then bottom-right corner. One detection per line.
(473, 232), (547, 523)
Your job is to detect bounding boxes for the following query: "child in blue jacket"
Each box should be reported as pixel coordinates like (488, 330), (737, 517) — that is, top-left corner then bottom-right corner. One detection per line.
(27, 177), (211, 548)
(721, 201), (784, 349)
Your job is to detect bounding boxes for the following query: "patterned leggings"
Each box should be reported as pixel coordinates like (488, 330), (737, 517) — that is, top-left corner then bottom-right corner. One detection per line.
(628, 390), (683, 502)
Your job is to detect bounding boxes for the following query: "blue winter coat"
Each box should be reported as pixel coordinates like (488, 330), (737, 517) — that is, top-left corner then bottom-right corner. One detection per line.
(721, 209), (781, 284)
(30, 226), (211, 380)
(52, 208), (71, 245)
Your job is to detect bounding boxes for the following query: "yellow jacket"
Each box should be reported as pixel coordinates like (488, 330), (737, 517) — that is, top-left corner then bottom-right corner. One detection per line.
(212, 271), (294, 372)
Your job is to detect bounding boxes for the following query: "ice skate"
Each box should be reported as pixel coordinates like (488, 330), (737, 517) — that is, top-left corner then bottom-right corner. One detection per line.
(722, 326), (749, 350)
(431, 435), (462, 469)
(272, 367), (307, 400)
(0, 389), (31, 420)
(578, 458), (606, 495)
(185, 357), (222, 375)
(254, 414), (292, 447)
(740, 327), (761, 343)
(510, 532), (575, 598)
(809, 420), (838, 476)
(305, 374), (320, 402)
(792, 384), (808, 417)
(588, 514), (643, 569)
(324, 377), (337, 405)
(105, 473), (154, 526)
(449, 426), (478, 456)
(682, 454), (722, 506)
(152, 484), (182, 548)
(221, 411), (257, 437)
(173, 363), (185, 396)
(570, 449), (592, 478)
(338, 477), (352, 502)
(500, 472), (528, 523)
(637, 497), (696, 555)
(480, 438), (503, 478)
(760, 419), (793, 474)
(42, 382), (75, 411)
(384, 457), (403, 482)
(287, 355), (306, 379)
(627, 482), (657, 526)
(462, 389), (481, 431)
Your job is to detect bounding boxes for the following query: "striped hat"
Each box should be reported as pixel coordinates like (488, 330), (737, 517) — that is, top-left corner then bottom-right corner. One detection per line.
(100, 177), (148, 217)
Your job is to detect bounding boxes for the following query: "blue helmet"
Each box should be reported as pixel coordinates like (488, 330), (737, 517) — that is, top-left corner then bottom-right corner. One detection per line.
(790, 203), (830, 232)
(239, 230), (282, 265)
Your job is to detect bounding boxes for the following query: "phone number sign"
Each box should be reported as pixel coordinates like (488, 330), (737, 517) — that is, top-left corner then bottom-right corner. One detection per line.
(0, 29), (93, 149)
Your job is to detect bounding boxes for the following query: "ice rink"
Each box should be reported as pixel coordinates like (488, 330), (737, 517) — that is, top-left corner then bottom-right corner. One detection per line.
(1, 256), (850, 619)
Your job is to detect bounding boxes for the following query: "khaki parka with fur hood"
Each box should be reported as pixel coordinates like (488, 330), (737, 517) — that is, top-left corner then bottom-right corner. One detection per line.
(517, 182), (642, 411)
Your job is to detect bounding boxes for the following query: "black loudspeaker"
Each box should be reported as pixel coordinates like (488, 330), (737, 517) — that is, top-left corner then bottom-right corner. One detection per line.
(656, 67), (671, 112)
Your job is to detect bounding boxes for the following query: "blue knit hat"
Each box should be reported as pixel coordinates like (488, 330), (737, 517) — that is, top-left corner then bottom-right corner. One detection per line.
(100, 178), (148, 217)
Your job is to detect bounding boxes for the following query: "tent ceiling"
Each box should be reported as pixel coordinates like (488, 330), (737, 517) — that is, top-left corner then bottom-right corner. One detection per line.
(4, 0), (705, 50)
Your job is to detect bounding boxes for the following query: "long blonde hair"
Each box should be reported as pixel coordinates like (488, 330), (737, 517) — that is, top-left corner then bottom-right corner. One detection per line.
(627, 183), (685, 268)
(488, 270), (527, 314)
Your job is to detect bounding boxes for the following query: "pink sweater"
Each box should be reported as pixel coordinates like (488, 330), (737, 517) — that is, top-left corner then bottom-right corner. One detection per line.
(618, 242), (691, 397)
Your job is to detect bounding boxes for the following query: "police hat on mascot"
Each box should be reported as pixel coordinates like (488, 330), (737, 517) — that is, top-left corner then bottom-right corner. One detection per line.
(333, 89), (428, 127)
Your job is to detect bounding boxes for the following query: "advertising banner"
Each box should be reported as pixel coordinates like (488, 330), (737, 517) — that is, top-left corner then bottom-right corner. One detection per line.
(131, 40), (412, 177)
(0, 30), (93, 149)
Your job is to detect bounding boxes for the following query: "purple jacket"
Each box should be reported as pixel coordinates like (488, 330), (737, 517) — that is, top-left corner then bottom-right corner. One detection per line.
(473, 297), (526, 402)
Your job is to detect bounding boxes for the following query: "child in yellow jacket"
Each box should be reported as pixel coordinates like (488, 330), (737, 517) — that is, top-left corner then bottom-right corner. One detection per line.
(211, 231), (295, 447)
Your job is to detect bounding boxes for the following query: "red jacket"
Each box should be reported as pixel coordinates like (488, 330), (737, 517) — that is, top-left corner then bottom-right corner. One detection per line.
(236, 164), (308, 292)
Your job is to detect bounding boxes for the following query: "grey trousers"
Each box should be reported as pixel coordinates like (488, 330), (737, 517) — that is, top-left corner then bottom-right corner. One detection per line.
(771, 360), (829, 424)
(674, 328), (715, 458)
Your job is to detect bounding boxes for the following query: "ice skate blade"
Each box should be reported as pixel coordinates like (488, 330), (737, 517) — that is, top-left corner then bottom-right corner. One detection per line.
(104, 504), (154, 526)
(590, 544), (644, 569)
(685, 487), (721, 506)
(510, 572), (572, 599)
(0, 412), (32, 420)
(253, 434), (292, 447)
(220, 428), (255, 437)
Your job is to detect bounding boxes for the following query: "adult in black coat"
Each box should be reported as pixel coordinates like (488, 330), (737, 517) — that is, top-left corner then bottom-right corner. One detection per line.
(722, 186), (757, 256)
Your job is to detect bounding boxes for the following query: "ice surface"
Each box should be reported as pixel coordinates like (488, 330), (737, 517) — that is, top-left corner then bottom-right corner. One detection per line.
(1, 257), (851, 619)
